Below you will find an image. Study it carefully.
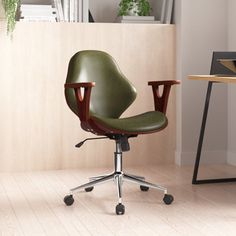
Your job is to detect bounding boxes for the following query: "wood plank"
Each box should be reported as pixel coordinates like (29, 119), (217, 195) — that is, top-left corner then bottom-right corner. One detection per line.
(0, 165), (236, 235)
(188, 75), (236, 83)
(13, 173), (71, 236)
(1, 174), (46, 235)
(28, 171), (95, 235)
(0, 176), (24, 236)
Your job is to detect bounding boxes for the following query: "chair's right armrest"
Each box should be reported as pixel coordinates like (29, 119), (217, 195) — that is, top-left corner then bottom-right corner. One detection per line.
(148, 80), (180, 114)
(64, 82), (95, 122)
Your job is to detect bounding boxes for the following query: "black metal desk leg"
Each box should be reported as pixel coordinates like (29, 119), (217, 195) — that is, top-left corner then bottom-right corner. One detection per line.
(192, 82), (212, 184)
(192, 81), (236, 184)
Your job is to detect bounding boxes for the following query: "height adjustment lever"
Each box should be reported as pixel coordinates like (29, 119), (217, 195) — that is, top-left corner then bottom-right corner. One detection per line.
(75, 137), (108, 148)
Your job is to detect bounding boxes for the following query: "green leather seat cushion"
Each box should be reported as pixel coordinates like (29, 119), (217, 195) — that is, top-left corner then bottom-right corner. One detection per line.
(91, 111), (167, 133)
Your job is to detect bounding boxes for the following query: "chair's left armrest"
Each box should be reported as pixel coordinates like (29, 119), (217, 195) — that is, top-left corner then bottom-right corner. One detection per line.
(148, 80), (180, 114)
(64, 82), (95, 121)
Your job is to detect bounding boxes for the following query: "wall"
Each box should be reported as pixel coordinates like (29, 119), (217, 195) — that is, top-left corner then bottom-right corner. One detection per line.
(0, 23), (176, 172)
(151, 0), (166, 21)
(89, 0), (119, 23)
(175, 0), (228, 165)
(227, 0), (236, 165)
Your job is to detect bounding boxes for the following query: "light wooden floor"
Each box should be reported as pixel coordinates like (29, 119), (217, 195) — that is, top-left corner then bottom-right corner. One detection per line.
(1, 164), (236, 236)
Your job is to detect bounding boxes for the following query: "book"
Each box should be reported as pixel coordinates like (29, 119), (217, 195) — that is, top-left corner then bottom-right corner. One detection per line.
(74, 0), (78, 22)
(82, 0), (89, 22)
(54, 0), (64, 21)
(55, 0), (87, 23)
(20, 17), (57, 22)
(160, 0), (167, 23)
(62, 0), (69, 21)
(164, 0), (173, 24)
(21, 10), (57, 17)
(120, 16), (155, 21)
(20, 4), (58, 22)
(20, 4), (54, 10)
(78, 0), (82, 22)
(69, 0), (72, 21)
(116, 15), (159, 24)
(121, 20), (160, 24)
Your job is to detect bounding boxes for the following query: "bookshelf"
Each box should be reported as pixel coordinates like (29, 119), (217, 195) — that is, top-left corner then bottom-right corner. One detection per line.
(18, 0), (174, 24)
(89, 0), (174, 24)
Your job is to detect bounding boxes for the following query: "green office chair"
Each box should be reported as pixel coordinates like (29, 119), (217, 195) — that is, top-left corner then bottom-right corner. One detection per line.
(64, 50), (180, 215)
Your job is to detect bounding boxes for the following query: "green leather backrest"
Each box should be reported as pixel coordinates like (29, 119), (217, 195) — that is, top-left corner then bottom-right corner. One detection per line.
(65, 50), (137, 118)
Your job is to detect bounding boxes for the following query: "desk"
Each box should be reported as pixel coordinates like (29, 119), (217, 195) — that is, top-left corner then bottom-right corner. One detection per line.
(189, 75), (236, 184)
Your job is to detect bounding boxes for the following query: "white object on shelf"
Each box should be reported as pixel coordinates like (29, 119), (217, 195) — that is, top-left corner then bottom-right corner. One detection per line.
(20, 4), (57, 22)
(164, 0), (173, 24)
(160, 0), (167, 23)
(63, 0), (69, 21)
(121, 20), (160, 24)
(20, 4), (54, 10)
(74, 0), (78, 22)
(78, 0), (82, 22)
(82, 0), (89, 22)
(69, 0), (74, 22)
(62, 0), (84, 22)
(20, 17), (57, 22)
(54, 0), (64, 21)
(119, 16), (155, 21)
(116, 15), (159, 24)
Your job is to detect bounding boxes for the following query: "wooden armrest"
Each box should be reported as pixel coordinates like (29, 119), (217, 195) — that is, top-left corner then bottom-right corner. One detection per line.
(148, 80), (180, 114)
(64, 82), (95, 88)
(148, 80), (181, 86)
(64, 82), (95, 121)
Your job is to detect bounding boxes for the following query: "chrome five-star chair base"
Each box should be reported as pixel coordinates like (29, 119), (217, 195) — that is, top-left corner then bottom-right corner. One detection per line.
(64, 139), (174, 215)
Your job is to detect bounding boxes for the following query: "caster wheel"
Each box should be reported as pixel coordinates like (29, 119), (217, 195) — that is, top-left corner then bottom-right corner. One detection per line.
(85, 187), (94, 192)
(140, 185), (149, 191)
(116, 203), (125, 215)
(163, 194), (174, 205)
(64, 195), (74, 206)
